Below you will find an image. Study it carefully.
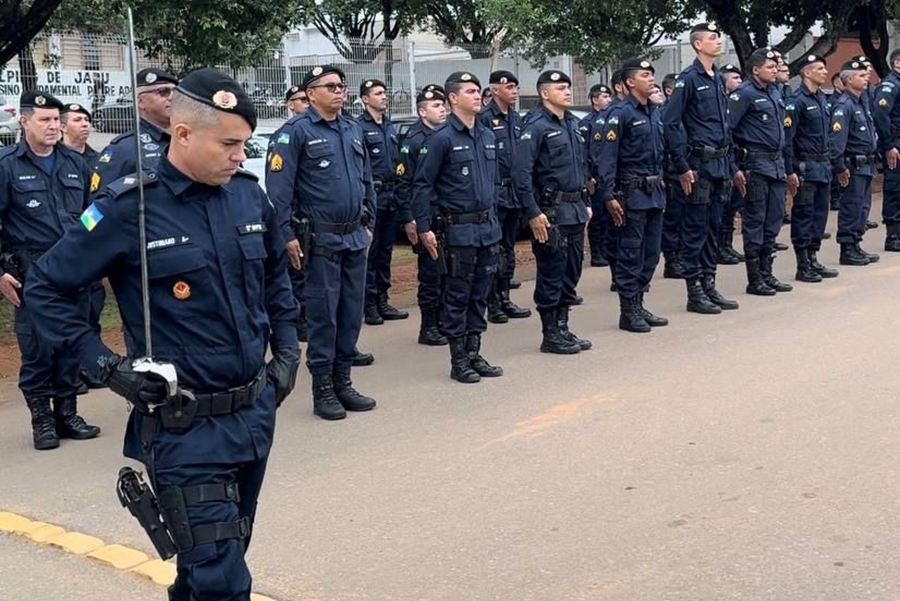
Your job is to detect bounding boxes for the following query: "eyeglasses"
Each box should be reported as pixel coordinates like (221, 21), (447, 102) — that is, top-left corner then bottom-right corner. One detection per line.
(308, 83), (348, 93)
(289, 95), (309, 103)
(139, 87), (175, 98)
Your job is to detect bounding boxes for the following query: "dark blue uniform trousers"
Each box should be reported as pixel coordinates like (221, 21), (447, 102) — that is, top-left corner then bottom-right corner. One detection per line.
(836, 173), (873, 244)
(721, 185), (743, 235)
(532, 224), (585, 310)
(884, 165), (900, 224)
(289, 267), (306, 333)
(304, 248), (367, 375)
(366, 208), (397, 298)
(741, 172), (786, 258)
(88, 281), (105, 334)
(616, 208), (663, 299)
(440, 245), (497, 338)
(15, 297), (86, 400)
(415, 245), (442, 310)
(497, 206), (520, 281)
(661, 181), (684, 255)
(587, 208), (605, 258)
(791, 180), (829, 250)
(677, 175), (727, 277)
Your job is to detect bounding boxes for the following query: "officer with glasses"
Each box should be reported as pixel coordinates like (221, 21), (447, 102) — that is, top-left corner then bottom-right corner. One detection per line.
(91, 68), (178, 194)
(285, 84), (309, 116)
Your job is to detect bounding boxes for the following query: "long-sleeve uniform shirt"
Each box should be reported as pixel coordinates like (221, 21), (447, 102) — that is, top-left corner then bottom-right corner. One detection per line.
(477, 100), (522, 209)
(829, 91), (877, 177)
(396, 121), (441, 225)
(783, 83), (832, 184)
(873, 71), (900, 155)
(728, 78), (786, 180)
(359, 111), (399, 211)
(92, 118), (169, 193)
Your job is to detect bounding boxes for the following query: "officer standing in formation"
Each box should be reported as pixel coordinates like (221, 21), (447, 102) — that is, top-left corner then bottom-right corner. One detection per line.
(729, 47), (792, 295)
(596, 59), (669, 333)
(717, 63), (746, 264)
(783, 54), (840, 282)
(360, 78), (408, 325)
(26, 68), (300, 600)
(266, 65), (378, 419)
(60, 103), (98, 164)
(663, 22), (739, 314)
(395, 85), (448, 346)
(873, 48), (900, 252)
(513, 69), (592, 355)
(580, 83), (612, 268)
(830, 59), (880, 265)
(92, 68), (178, 191)
(285, 84), (309, 116)
(412, 71), (504, 383)
(0, 91), (101, 450)
(829, 72), (846, 212)
(479, 70), (532, 324)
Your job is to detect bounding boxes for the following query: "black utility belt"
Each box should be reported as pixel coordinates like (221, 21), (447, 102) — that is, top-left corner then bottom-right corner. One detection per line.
(373, 181), (394, 192)
(689, 145), (730, 160)
(798, 153), (829, 161)
(444, 208), (494, 225)
(846, 154), (876, 167)
(544, 189), (586, 203)
(500, 177), (513, 188)
(740, 149), (781, 161)
(312, 217), (364, 235)
(619, 174), (664, 193)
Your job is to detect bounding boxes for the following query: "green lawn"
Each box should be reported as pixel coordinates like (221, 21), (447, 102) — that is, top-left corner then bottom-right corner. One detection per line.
(0, 293), (122, 337)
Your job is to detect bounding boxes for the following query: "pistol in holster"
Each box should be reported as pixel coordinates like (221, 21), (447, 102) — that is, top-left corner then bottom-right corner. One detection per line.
(432, 213), (448, 276)
(291, 215), (313, 260)
(116, 467), (177, 560)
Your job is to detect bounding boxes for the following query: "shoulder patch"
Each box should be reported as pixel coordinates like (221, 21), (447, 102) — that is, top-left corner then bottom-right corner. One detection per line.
(832, 121), (842, 132)
(98, 151), (113, 163)
(277, 132), (290, 144)
(607, 116), (619, 125)
(80, 203), (104, 231)
(879, 98), (889, 107)
(520, 131), (532, 140)
(105, 172), (157, 198)
(729, 93), (740, 102)
(675, 81), (685, 88)
(785, 103), (795, 111)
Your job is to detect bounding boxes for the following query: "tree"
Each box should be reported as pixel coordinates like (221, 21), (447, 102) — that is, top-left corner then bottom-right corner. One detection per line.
(0, 0), (66, 90)
(415, 0), (507, 58)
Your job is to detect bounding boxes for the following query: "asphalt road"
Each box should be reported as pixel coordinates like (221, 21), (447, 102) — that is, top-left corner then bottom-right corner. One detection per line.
(1, 205), (899, 601)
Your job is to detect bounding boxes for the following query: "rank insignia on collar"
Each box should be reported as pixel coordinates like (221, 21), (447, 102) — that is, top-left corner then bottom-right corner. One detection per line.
(173, 281), (191, 300)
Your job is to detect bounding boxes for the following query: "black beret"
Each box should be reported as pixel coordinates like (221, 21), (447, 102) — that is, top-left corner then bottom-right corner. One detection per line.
(360, 78), (386, 97)
(61, 102), (92, 120)
(176, 67), (257, 130)
(489, 70), (518, 85)
(303, 65), (346, 89)
(841, 59), (868, 72)
(891, 49), (900, 63)
(445, 71), (481, 88)
(856, 55), (872, 64)
(749, 47), (778, 63)
(589, 83), (612, 97)
(690, 22), (719, 34)
(416, 84), (446, 103)
(621, 58), (655, 75)
(721, 63), (742, 76)
(136, 68), (178, 88)
(20, 90), (64, 110)
(800, 54), (827, 68)
(285, 84), (304, 101)
(537, 70), (571, 86)
(482, 88), (492, 97)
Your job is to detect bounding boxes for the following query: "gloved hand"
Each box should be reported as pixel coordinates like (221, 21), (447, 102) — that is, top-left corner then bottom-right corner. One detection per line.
(267, 345), (300, 407)
(102, 355), (171, 411)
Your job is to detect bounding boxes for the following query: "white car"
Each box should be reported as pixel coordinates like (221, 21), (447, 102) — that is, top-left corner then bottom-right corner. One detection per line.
(243, 126), (278, 191)
(0, 96), (21, 146)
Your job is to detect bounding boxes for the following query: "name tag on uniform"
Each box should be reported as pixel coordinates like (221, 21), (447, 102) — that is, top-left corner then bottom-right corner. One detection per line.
(754, 98), (769, 104)
(66, 173), (79, 179)
(696, 85), (710, 91)
(147, 236), (191, 250)
(546, 131), (561, 138)
(238, 223), (267, 235)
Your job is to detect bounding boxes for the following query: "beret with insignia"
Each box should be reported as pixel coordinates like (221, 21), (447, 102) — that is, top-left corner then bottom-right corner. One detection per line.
(303, 65), (346, 89)
(749, 47), (778, 63)
(61, 102), (92, 121)
(360, 78), (386, 97)
(489, 70), (518, 85)
(857, 55), (871, 64)
(841, 59), (867, 72)
(176, 67), (257, 130)
(590, 83), (612, 97)
(801, 54), (827, 68)
(136, 68), (178, 88)
(537, 70), (571, 86)
(20, 90), (64, 111)
(416, 84), (446, 104)
(285, 84), (304, 101)
(721, 63), (742, 76)
(621, 58), (655, 76)
(445, 71), (481, 88)
(690, 22), (718, 34)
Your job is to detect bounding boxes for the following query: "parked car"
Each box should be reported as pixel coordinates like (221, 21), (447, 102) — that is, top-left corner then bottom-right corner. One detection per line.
(0, 96), (20, 146)
(243, 126), (278, 191)
(92, 100), (135, 134)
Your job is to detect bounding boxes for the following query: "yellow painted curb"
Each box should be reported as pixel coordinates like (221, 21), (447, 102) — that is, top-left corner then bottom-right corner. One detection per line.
(0, 511), (32, 533)
(251, 595), (280, 601)
(47, 531), (105, 555)
(130, 558), (177, 585)
(88, 544), (151, 570)
(28, 523), (66, 542)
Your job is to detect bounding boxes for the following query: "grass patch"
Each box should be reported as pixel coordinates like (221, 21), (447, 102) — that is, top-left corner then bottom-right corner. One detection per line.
(0, 292), (122, 337)
(392, 245), (418, 267)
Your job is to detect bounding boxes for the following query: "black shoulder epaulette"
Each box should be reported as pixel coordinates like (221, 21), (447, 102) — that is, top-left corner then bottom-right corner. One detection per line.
(104, 171), (158, 199)
(109, 131), (134, 145)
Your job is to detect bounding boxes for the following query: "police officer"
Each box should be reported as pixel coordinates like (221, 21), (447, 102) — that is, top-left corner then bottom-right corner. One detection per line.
(0, 91), (100, 451)
(60, 103), (98, 164)
(660, 71), (689, 281)
(596, 59), (669, 333)
(774, 51), (794, 231)
(266, 65), (378, 420)
(662, 74), (678, 101)
(873, 48), (900, 252)
(828, 73), (846, 212)
(663, 22), (739, 314)
(783, 54), (840, 282)
(396, 85), (448, 346)
(412, 71), (504, 383)
(479, 70), (532, 324)
(92, 68), (178, 192)
(855, 55), (881, 233)
(513, 69), (591, 355)
(730, 47), (792, 295)
(285, 84), (309, 116)
(360, 78), (408, 325)
(717, 63), (745, 265)
(831, 59), (880, 265)
(25, 68), (299, 599)
(580, 83), (612, 268)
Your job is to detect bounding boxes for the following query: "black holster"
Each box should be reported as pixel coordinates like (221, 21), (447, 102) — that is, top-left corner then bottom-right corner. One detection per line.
(116, 467), (177, 560)
(291, 216), (313, 260)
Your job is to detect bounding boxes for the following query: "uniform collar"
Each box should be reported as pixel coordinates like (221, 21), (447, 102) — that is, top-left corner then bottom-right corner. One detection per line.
(748, 77), (771, 92)
(799, 82), (821, 99)
(483, 100), (508, 118)
(691, 58), (717, 78)
(538, 104), (566, 123)
(360, 110), (390, 124)
(448, 112), (478, 133)
(305, 106), (338, 125)
(17, 138), (63, 162)
(158, 155), (218, 199)
(140, 118), (169, 142)
(626, 93), (648, 110)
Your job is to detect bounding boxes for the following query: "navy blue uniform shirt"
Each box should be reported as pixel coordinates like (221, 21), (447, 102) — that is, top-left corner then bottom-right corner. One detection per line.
(396, 120), (441, 225)
(512, 104), (589, 225)
(93, 118), (169, 191)
(830, 91), (877, 176)
(728, 78), (786, 180)
(873, 71), (900, 154)
(411, 112), (501, 247)
(359, 111), (399, 210)
(478, 100), (522, 208)
(783, 83), (832, 183)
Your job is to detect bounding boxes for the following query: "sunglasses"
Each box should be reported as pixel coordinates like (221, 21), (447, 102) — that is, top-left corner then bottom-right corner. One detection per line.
(139, 87), (175, 98)
(289, 95), (309, 103)
(308, 83), (348, 94)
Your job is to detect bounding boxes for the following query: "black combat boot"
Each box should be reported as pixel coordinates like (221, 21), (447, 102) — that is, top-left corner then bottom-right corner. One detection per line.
(774, 241), (789, 251)
(296, 317), (308, 343)
(418, 307), (448, 346)
(885, 224), (900, 252)
(312, 373), (346, 420)
(809, 251), (839, 278)
(509, 278), (522, 290)
(364, 296), (384, 325)
(856, 243), (880, 263)
(53, 396), (101, 440)
(794, 249), (822, 283)
(26, 398), (59, 450)
(663, 252), (686, 279)
(867, 220), (879, 230)
(590, 249), (609, 267)
(351, 350), (375, 366)
(500, 279), (531, 319)
(637, 293), (669, 327)
(728, 232), (746, 262)
(465, 333), (503, 377)
(557, 305), (592, 349)
(539, 308), (581, 354)
(745, 257), (776, 296)
(760, 253), (793, 292)
(716, 232), (739, 265)
(449, 337), (480, 383)
(377, 292), (408, 320)
(685, 278), (722, 314)
(619, 296), (651, 333)
(839, 243), (869, 266)
(487, 290), (509, 324)
(332, 363), (376, 412)
(701, 274), (739, 310)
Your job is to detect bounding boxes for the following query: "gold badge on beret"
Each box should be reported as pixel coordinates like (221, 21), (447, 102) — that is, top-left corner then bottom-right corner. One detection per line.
(640, 61), (651, 69)
(35, 95), (46, 106)
(708, 22), (718, 31)
(70, 104), (79, 111)
(500, 76), (508, 84)
(461, 73), (472, 81)
(365, 80), (373, 87)
(146, 72), (157, 84)
(312, 66), (323, 77)
(424, 91), (433, 99)
(212, 90), (237, 109)
(550, 72), (560, 81)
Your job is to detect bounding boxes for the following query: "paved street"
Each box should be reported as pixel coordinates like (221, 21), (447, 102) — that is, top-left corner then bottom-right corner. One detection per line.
(1, 205), (899, 601)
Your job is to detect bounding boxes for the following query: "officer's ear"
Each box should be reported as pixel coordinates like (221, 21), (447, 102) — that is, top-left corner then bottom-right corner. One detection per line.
(171, 122), (193, 146)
